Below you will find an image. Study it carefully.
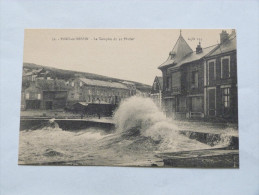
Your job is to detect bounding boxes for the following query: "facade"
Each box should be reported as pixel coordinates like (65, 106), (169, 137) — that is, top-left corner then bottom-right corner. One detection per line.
(67, 77), (135, 106)
(22, 80), (68, 110)
(204, 31), (237, 121)
(158, 30), (237, 121)
(150, 76), (163, 108)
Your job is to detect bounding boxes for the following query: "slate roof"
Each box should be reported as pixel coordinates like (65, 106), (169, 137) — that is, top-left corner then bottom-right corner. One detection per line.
(208, 35), (236, 57)
(79, 78), (128, 89)
(159, 34), (193, 69)
(169, 44), (218, 70)
(158, 31), (236, 71)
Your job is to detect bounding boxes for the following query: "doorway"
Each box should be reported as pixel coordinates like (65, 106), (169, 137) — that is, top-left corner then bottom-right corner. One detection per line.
(208, 89), (216, 116)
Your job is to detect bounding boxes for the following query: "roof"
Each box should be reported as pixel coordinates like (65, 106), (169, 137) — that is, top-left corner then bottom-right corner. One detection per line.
(122, 81), (135, 86)
(159, 34), (193, 69)
(158, 30), (237, 71)
(208, 35), (236, 57)
(79, 78), (128, 89)
(169, 44), (218, 70)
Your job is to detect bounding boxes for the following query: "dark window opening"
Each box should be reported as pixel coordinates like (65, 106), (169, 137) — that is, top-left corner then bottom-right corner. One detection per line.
(221, 58), (230, 78)
(191, 71), (199, 88)
(208, 61), (215, 84)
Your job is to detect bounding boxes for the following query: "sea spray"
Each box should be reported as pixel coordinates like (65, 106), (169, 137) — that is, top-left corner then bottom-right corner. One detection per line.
(113, 96), (180, 141)
(112, 96), (214, 152)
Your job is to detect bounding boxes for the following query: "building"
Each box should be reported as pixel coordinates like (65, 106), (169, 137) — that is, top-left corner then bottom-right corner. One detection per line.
(158, 30), (237, 121)
(204, 30), (237, 121)
(150, 76), (163, 108)
(21, 80), (68, 110)
(67, 77), (134, 106)
(22, 68), (54, 82)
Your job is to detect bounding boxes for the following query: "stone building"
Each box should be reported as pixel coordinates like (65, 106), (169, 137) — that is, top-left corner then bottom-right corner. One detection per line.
(67, 77), (135, 106)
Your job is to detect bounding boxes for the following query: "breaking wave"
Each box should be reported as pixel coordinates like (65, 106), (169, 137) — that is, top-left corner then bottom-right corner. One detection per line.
(113, 96), (207, 152)
(114, 96), (179, 138)
(112, 96), (236, 151)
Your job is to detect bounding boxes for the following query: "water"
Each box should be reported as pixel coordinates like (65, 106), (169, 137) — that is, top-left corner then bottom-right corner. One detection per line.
(19, 96), (237, 166)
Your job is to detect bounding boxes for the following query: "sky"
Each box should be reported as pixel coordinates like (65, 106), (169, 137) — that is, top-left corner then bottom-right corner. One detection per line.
(23, 29), (232, 85)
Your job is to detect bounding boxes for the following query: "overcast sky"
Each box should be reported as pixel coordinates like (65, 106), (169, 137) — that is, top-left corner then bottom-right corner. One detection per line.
(23, 29), (232, 85)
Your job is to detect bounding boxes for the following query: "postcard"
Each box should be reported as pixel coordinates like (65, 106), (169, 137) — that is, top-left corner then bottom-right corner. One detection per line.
(19, 29), (238, 167)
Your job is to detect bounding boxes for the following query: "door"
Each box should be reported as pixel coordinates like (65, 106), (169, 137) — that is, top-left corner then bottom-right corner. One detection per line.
(208, 89), (216, 116)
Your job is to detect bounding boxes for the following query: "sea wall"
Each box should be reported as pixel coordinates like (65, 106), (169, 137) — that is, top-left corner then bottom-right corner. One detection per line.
(20, 119), (115, 132)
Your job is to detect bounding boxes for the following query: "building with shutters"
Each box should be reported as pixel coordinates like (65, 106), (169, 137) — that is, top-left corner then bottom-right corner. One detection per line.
(158, 30), (237, 121)
(204, 30), (237, 121)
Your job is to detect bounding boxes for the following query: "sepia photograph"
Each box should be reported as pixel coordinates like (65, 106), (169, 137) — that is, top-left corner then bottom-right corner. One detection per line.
(19, 29), (238, 168)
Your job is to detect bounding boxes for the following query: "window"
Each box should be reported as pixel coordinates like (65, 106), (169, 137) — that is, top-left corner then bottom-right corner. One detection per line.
(26, 93), (30, 99)
(222, 88), (230, 108)
(172, 72), (180, 88)
(79, 81), (83, 87)
(37, 93), (41, 100)
(171, 72), (181, 93)
(71, 82), (74, 87)
(71, 93), (74, 98)
(221, 56), (230, 79)
(191, 71), (199, 88)
(208, 60), (216, 84)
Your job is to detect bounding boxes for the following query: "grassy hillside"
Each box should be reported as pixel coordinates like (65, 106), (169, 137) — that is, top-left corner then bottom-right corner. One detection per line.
(23, 63), (151, 92)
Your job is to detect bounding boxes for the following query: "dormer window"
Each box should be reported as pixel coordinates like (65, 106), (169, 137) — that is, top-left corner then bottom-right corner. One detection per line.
(169, 51), (176, 59)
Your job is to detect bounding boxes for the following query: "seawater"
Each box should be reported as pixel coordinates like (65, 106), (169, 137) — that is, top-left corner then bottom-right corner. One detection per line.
(19, 96), (236, 166)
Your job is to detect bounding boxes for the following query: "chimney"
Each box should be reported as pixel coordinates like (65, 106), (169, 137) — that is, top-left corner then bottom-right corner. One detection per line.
(220, 30), (229, 43)
(196, 42), (202, 54)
